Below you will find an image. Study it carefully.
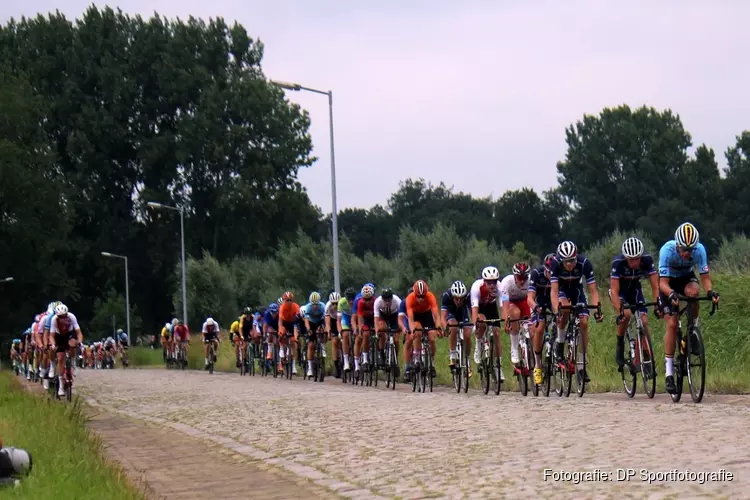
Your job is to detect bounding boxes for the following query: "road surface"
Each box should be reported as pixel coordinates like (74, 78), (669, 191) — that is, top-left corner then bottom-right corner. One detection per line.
(79, 369), (750, 499)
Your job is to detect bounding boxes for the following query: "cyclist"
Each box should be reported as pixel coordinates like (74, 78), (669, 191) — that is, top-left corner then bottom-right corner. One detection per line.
(302, 292), (327, 377)
(21, 327), (32, 380)
(441, 280), (472, 371)
(550, 240), (603, 384)
(470, 266), (504, 382)
(355, 284), (377, 374)
(658, 222), (719, 394)
(609, 237), (661, 372)
(116, 329), (129, 364)
(47, 304), (83, 397)
(373, 287), (401, 369)
(201, 317), (221, 370)
(103, 336), (117, 366)
(161, 322), (172, 361)
(173, 320), (190, 361)
(10, 339), (22, 371)
(325, 292), (341, 377)
(337, 288), (356, 373)
(528, 254), (555, 385)
(262, 303), (280, 368)
(500, 262), (532, 365)
(404, 280), (441, 379)
(278, 291), (300, 375)
(230, 317), (241, 366)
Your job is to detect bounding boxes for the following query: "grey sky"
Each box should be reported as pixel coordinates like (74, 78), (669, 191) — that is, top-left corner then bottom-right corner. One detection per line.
(3, 1), (749, 213)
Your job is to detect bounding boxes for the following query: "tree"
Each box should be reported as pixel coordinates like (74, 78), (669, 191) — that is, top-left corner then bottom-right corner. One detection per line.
(723, 131), (750, 235)
(556, 105), (692, 246)
(494, 188), (560, 255)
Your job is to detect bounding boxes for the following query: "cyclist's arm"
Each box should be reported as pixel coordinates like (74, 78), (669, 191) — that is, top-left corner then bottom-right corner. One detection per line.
(527, 289), (538, 311)
(337, 313), (344, 333)
(501, 298), (510, 322)
(609, 277), (621, 311)
(398, 311), (408, 332)
(696, 246), (713, 294)
(658, 276), (673, 297)
(700, 273), (713, 294)
(440, 309), (448, 329)
(550, 282), (560, 313)
(647, 272), (660, 301)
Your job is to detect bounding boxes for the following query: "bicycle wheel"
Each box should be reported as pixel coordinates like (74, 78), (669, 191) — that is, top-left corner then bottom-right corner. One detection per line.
(239, 349), (246, 376)
(426, 348), (433, 393)
(389, 344), (398, 391)
(411, 360), (418, 392)
(563, 339), (573, 398)
(518, 341), (528, 397)
(481, 348), (491, 395)
(453, 343), (462, 393)
(542, 340), (553, 397)
(622, 333), (637, 399)
(372, 340), (378, 388)
(670, 331), (684, 403)
(318, 343), (326, 383)
(209, 347), (215, 375)
(576, 334), (587, 397)
(638, 330), (655, 399)
(687, 326), (706, 403)
(461, 338), (470, 394)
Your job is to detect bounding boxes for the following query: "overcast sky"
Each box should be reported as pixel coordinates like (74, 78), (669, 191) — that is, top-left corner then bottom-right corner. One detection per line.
(3, 1), (749, 212)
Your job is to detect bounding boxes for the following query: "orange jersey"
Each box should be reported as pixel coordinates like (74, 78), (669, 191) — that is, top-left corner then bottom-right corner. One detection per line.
(405, 292), (438, 315)
(279, 302), (300, 323)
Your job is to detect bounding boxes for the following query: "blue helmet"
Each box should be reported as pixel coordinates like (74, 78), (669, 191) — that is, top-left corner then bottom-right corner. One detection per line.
(268, 303), (280, 314)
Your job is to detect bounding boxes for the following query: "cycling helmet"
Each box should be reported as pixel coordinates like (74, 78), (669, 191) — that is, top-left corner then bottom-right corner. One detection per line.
(413, 280), (429, 296)
(365, 282), (375, 289)
(344, 287), (356, 301)
(206, 318), (215, 327)
(117, 329), (123, 334)
(309, 291), (321, 304)
(512, 262), (530, 277)
(675, 222), (699, 249)
(481, 266), (500, 281)
(329, 292), (340, 303)
(361, 285), (375, 299)
(164, 322), (171, 329)
(277, 297), (283, 305)
(172, 318), (179, 326)
(47, 302), (55, 314)
(55, 303), (68, 317)
(556, 240), (577, 260)
(282, 291), (294, 301)
(543, 253), (556, 271)
(243, 306), (251, 315)
(622, 237), (644, 258)
(12, 338), (20, 344)
(450, 280), (468, 298)
(5, 447), (32, 476)
(269, 303), (280, 314)
(177, 319), (184, 326)
(381, 287), (394, 300)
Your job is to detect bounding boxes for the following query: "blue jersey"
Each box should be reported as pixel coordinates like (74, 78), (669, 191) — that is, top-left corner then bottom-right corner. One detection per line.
(550, 255), (595, 290)
(263, 310), (279, 327)
(118, 332), (129, 344)
(658, 241), (709, 278)
(352, 293), (362, 316)
(45, 313), (54, 332)
(610, 253), (656, 291)
(528, 266), (552, 306)
(301, 303), (326, 324)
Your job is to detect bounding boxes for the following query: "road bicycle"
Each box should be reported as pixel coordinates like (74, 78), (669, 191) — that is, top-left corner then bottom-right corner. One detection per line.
(379, 327), (401, 390)
(362, 326), (378, 387)
(534, 310), (556, 397)
(557, 303), (600, 397)
(450, 321), (473, 394)
(411, 327), (438, 393)
(476, 319), (504, 395)
(507, 318), (534, 396)
(669, 295), (718, 404)
(619, 301), (658, 399)
(307, 325), (326, 383)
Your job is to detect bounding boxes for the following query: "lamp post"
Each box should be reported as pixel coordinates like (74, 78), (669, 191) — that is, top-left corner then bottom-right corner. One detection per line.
(147, 201), (188, 325)
(0, 277), (13, 283)
(101, 252), (130, 346)
(270, 79), (341, 295)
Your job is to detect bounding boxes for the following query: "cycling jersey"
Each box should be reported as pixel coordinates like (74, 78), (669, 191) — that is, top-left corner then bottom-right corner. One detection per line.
(610, 253), (656, 291)
(161, 326), (170, 338)
(337, 297), (353, 330)
(50, 313), (80, 335)
(373, 295), (401, 318)
(405, 292), (438, 315)
(528, 266), (552, 307)
(549, 255), (596, 290)
(469, 279), (499, 308)
(658, 240), (709, 278)
(279, 302), (300, 324)
(324, 300), (338, 317)
(440, 291), (470, 323)
(201, 321), (220, 335)
(301, 303), (326, 324)
(262, 310), (279, 329)
(230, 320), (240, 335)
(239, 315), (254, 340)
(351, 293), (363, 316)
(499, 274), (529, 303)
(356, 296), (375, 328)
(173, 324), (189, 340)
(118, 333), (128, 344)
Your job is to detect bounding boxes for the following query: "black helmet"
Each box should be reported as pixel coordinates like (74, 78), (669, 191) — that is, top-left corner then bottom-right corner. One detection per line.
(344, 287), (356, 300)
(243, 306), (251, 315)
(381, 287), (393, 300)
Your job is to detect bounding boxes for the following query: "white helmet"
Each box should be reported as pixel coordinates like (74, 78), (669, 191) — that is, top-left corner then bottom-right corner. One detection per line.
(206, 318), (215, 327)
(556, 240), (577, 260)
(481, 266), (499, 280)
(622, 237), (644, 259)
(1, 447), (32, 476)
(329, 292), (340, 303)
(674, 222), (699, 249)
(47, 302), (56, 314)
(165, 322), (171, 329)
(55, 303), (68, 317)
(172, 318), (179, 326)
(450, 280), (468, 298)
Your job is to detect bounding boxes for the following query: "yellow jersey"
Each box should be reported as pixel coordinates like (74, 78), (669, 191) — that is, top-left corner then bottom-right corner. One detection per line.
(230, 320), (240, 334)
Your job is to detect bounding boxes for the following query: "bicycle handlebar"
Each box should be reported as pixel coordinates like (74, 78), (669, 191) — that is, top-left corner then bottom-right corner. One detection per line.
(559, 304), (600, 311)
(676, 295), (719, 315)
(619, 301), (659, 314)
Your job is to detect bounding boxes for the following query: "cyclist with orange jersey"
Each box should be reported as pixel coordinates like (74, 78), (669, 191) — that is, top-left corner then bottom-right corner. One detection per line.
(404, 280), (441, 380)
(470, 265), (505, 382)
(278, 291), (300, 376)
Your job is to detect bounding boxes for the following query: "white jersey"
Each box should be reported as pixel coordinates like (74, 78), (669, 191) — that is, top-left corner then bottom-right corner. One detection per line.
(49, 313), (81, 334)
(470, 279), (499, 308)
(499, 274), (529, 303)
(324, 300), (338, 317)
(202, 321), (221, 334)
(373, 295), (401, 318)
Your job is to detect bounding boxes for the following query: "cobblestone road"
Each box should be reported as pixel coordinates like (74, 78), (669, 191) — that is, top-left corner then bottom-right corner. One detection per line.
(79, 369), (750, 499)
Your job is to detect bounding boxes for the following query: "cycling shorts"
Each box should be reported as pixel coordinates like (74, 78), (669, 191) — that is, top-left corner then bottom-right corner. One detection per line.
(376, 313), (400, 332)
(509, 298), (531, 319)
(611, 286), (648, 314)
(558, 287), (590, 317)
(411, 311), (436, 331)
(444, 305), (470, 324)
(658, 272), (698, 308)
(54, 332), (76, 353)
(340, 314), (352, 331)
(478, 302), (500, 321)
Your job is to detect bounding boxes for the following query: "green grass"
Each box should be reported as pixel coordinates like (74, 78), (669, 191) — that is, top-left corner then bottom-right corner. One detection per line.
(130, 273), (750, 393)
(0, 372), (144, 499)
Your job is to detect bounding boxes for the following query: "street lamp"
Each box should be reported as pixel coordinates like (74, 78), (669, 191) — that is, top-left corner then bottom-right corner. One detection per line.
(0, 277), (13, 283)
(147, 201), (188, 325)
(270, 79), (341, 295)
(101, 252), (130, 346)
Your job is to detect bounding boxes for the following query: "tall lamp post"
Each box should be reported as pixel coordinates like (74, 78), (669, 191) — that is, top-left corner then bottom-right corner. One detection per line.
(0, 277), (13, 284)
(101, 252), (130, 346)
(270, 79), (341, 295)
(147, 201), (188, 325)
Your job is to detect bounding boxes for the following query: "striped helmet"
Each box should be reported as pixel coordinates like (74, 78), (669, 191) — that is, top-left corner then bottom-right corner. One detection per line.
(674, 222), (699, 249)
(556, 240), (577, 260)
(622, 237), (644, 258)
(413, 279), (429, 296)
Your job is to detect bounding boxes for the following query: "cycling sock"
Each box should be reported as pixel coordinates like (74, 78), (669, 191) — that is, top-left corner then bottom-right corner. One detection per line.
(665, 357), (674, 376)
(510, 333), (520, 353)
(556, 326), (565, 343)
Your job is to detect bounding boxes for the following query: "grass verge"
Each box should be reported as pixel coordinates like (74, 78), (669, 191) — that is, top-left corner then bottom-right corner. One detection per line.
(129, 273), (750, 393)
(0, 372), (144, 499)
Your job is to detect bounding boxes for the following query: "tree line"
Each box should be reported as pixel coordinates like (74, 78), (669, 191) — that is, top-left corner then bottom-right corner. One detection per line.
(1, 6), (749, 341)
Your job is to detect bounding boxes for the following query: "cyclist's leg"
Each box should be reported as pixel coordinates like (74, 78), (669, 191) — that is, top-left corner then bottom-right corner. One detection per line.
(342, 328), (351, 371)
(375, 318), (387, 365)
(474, 312), (487, 364)
(507, 302), (522, 363)
(203, 337), (210, 366)
(306, 328), (315, 376)
(361, 324), (372, 365)
(555, 293), (571, 359)
(447, 316), (458, 365)
(353, 326), (363, 371)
